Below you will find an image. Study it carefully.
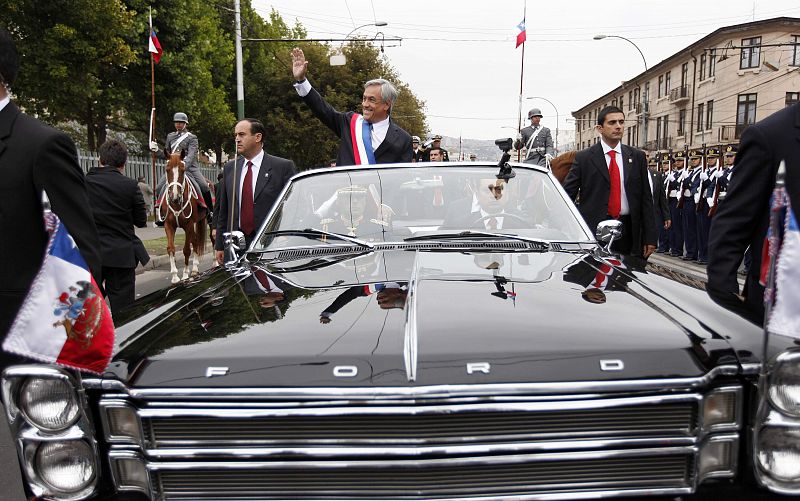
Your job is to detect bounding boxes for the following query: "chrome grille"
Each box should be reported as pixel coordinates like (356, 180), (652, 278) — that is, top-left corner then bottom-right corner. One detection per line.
(143, 402), (695, 447)
(154, 454), (693, 500)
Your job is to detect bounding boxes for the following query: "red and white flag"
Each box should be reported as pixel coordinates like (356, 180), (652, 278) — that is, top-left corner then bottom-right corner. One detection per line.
(149, 13), (163, 63)
(3, 210), (115, 374)
(516, 19), (526, 48)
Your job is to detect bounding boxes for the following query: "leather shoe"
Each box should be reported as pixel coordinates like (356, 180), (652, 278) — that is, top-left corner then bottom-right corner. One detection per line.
(697, 259), (708, 265)
(681, 256), (695, 261)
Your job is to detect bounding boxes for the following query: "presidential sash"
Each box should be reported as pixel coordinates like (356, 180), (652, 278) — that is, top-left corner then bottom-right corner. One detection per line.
(350, 113), (376, 165)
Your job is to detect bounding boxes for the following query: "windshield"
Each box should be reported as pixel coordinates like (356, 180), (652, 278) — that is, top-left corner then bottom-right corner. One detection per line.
(254, 165), (591, 250)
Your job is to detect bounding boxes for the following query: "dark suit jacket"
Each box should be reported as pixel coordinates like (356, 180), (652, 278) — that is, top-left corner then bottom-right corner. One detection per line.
(563, 142), (657, 256)
(0, 101), (102, 337)
(708, 102), (800, 325)
(651, 171), (670, 222)
(214, 152), (296, 250)
(441, 197), (529, 230)
(302, 87), (413, 166)
(85, 166), (149, 268)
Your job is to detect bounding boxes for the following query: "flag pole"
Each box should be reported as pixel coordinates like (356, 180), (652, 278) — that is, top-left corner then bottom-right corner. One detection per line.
(517, 0), (526, 161)
(149, 8), (157, 209)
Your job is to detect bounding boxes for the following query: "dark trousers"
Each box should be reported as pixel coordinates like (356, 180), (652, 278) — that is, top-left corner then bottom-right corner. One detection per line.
(696, 206), (712, 262)
(656, 209), (669, 252)
(609, 214), (633, 255)
(102, 266), (136, 315)
(668, 199), (683, 256)
(681, 197), (697, 259)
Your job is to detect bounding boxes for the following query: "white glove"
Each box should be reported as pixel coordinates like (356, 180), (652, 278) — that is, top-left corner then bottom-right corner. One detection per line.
(516, 133), (523, 142)
(545, 153), (554, 161)
(666, 173), (675, 182)
(713, 169), (724, 179)
(149, 141), (159, 152)
(700, 171), (709, 181)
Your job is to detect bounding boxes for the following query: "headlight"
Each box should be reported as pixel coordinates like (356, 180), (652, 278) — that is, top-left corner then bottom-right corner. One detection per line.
(20, 378), (80, 431)
(769, 351), (800, 416)
(35, 441), (95, 493)
(757, 427), (800, 481)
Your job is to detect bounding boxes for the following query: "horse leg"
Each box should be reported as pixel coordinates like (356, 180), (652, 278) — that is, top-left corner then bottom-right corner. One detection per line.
(166, 219), (180, 284)
(182, 225), (192, 281)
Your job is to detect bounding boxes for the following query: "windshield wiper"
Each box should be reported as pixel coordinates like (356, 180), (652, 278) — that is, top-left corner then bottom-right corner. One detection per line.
(404, 231), (550, 250)
(255, 228), (374, 250)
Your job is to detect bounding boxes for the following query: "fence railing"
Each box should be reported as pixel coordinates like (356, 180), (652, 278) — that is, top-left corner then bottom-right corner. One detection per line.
(76, 149), (220, 186)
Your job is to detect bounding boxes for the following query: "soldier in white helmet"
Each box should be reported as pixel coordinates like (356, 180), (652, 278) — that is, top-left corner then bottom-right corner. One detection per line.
(153, 112), (213, 225)
(514, 108), (555, 167)
(411, 135), (424, 162)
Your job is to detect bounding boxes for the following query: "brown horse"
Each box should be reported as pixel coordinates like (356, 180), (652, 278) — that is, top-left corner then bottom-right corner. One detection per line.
(548, 150), (576, 185)
(159, 153), (207, 283)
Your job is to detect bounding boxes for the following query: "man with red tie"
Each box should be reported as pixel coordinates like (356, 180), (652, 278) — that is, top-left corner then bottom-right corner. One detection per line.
(214, 119), (296, 265)
(563, 106), (657, 257)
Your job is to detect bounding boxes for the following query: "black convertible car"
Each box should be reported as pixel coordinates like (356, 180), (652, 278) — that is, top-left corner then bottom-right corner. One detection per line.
(2, 159), (798, 500)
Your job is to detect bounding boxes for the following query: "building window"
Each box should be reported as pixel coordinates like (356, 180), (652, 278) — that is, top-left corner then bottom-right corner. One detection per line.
(740, 36), (761, 69)
(644, 82), (650, 106)
(787, 92), (800, 107)
(655, 117), (662, 144)
(792, 36), (800, 66)
(697, 103), (705, 132)
(634, 87), (640, 108)
(619, 95), (624, 112)
(662, 114), (669, 146)
(658, 75), (664, 98)
(709, 49), (716, 76)
(628, 90), (633, 109)
(665, 71), (671, 94)
(678, 109), (686, 136)
(737, 93), (758, 135)
(706, 100), (713, 130)
(700, 53), (706, 80)
(612, 98), (617, 107)
(681, 62), (689, 87)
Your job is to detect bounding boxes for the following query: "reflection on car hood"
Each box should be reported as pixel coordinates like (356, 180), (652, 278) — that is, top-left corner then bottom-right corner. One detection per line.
(109, 249), (763, 388)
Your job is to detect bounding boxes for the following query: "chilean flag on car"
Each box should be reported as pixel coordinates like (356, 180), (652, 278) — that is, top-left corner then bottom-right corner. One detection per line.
(3, 203), (114, 374)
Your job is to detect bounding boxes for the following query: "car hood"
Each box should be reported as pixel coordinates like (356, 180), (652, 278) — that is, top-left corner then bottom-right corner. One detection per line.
(108, 249), (763, 388)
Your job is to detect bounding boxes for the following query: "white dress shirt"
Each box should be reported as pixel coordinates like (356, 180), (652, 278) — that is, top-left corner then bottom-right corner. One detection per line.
(0, 95), (9, 112)
(294, 79), (389, 151)
(600, 139), (630, 216)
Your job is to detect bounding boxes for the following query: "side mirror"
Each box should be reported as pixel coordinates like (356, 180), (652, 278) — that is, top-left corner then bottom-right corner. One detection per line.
(223, 230), (246, 266)
(595, 219), (623, 252)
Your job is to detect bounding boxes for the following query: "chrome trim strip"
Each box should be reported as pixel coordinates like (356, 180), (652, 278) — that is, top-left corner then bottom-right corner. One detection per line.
(740, 362), (761, 375)
(144, 436), (698, 459)
(136, 393), (701, 418)
(403, 250), (421, 382)
(141, 445), (696, 470)
(102, 364), (740, 400)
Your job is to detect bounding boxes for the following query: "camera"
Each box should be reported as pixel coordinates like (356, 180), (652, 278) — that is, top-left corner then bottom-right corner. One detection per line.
(495, 138), (513, 153)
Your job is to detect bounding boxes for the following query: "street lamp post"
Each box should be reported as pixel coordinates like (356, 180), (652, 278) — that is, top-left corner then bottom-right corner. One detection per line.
(330, 22), (388, 66)
(525, 96), (559, 153)
(594, 34), (648, 148)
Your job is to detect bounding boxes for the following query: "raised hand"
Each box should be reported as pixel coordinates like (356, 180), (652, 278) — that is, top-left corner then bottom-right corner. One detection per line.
(291, 47), (308, 81)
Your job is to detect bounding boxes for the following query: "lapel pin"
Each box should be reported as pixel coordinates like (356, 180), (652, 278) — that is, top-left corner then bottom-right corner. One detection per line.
(628, 158), (632, 163)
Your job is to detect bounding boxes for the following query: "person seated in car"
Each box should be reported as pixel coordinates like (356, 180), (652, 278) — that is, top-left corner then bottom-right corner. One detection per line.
(320, 282), (408, 324)
(441, 177), (529, 230)
(318, 185), (394, 240)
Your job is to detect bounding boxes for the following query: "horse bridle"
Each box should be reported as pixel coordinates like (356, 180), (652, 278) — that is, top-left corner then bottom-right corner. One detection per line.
(165, 170), (194, 219)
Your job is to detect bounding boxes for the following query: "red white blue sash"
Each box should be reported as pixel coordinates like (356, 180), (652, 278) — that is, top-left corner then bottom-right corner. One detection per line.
(350, 113), (376, 165)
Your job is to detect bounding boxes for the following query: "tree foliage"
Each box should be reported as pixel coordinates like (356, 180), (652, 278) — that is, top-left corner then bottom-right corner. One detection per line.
(1, 1), (427, 168)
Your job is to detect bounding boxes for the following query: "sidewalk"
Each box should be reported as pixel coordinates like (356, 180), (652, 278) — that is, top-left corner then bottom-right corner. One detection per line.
(134, 224), (217, 275)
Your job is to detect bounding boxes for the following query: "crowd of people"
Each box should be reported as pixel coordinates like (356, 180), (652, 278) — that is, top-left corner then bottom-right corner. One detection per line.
(1, 24), (796, 351)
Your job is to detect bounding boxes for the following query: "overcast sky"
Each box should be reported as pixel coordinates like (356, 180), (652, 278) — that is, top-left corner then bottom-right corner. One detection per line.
(255, 0), (800, 141)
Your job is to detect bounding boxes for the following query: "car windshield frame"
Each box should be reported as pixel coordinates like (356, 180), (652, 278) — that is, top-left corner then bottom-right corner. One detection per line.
(249, 162), (595, 253)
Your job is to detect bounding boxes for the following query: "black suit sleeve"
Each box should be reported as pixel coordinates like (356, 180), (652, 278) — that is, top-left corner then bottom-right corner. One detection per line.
(35, 131), (103, 283)
(637, 152), (657, 246)
(302, 87), (347, 138)
(215, 166), (230, 251)
(398, 132), (413, 162)
(657, 177), (670, 221)
(133, 182), (147, 228)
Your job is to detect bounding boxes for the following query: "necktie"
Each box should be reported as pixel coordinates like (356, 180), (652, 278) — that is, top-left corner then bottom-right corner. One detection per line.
(240, 161), (255, 235)
(432, 175), (444, 206)
(607, 150), (621, 218)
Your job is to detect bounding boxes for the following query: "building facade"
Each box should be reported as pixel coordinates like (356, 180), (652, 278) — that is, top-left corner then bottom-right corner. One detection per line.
(573, 17), (800, 154)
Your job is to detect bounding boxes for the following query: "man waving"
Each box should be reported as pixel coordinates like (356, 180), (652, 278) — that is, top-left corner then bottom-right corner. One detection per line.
(291, 47), (412, 166)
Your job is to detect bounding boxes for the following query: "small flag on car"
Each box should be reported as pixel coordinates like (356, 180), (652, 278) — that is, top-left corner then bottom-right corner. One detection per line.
(3, 201), (114, 374)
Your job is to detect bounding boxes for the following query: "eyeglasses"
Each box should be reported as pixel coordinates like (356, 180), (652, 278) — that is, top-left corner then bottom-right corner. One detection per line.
(487, 185), (504, 193)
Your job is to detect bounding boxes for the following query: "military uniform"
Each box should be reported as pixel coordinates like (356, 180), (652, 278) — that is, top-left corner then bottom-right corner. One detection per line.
(514, 109), (555, 167)
(680, 149), (704, 261)
(422, 135), (449, 161)
(665, 151), (685, 257)
(694, 147), (719, 264)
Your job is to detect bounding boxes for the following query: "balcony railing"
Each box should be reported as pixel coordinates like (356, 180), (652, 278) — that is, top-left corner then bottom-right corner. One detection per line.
(719, 124), (749, 141)
(668, 86), (690, 104)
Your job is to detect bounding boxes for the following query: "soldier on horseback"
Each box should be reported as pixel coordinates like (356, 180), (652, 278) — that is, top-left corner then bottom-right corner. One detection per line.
(154, 112), (213, 225)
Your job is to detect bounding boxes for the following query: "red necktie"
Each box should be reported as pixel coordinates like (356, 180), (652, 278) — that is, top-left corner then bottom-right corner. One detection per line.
(433, 175), (443, 206)
(607, 150), (621, 218)
(240, 160), (255, 235)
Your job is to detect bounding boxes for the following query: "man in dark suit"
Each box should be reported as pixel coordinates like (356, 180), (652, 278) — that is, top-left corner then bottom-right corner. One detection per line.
(649, 156), (671, 253)
(563, 106), (656, 257)
(708, 103), (800, 326)
(85, 140), (149, 314)
(291, 47), (412, 166)
(0, 28), (102, 339)
(442, 177), (529, 230)
(214, 119), (296, 265)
